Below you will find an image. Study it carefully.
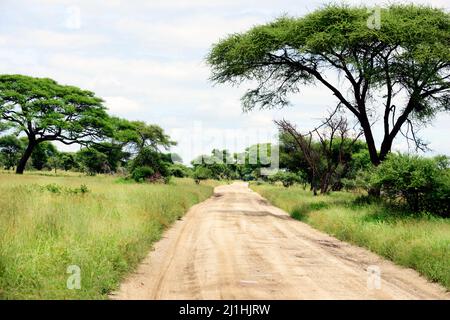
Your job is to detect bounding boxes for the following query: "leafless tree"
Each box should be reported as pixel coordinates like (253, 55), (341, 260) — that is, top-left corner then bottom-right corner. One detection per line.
(275, 113), (363, 195)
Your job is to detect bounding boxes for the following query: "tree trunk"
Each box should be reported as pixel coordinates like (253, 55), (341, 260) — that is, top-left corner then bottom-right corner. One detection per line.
(368, 187), (381, 197)
(16, 141), (36, 174)
(359, 113), (380, 166)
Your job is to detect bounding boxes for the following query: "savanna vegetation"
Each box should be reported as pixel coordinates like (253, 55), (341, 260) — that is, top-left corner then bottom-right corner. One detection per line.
(0, 173), (215, 299)
(251, 182), (450, 289)
(0, 75), (220, 299)
(0, 3), (449, 299)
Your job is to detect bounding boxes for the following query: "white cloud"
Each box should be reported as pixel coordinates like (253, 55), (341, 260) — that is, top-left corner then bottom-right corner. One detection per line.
(104, 96), (143, 115)
(115, 14), (263, 50)
(1, 29), (109, 49)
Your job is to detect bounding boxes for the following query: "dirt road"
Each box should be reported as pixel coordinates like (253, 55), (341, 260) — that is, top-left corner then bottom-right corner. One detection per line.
(113, 182), (448, 300)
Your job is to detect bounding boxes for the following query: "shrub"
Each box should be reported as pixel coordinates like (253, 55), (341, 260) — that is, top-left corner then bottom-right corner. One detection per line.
(268, 171), (303, 188)
(371, 154), (449, 217)
(44, 183), (62, 194)
(39, 184), (90, 195)
(129, 148), (171, 183)
(169, 163), (191, 178)
(131, 166), (155, 182)
(342, 169), (374, 191)
(192, 166), (213, 184)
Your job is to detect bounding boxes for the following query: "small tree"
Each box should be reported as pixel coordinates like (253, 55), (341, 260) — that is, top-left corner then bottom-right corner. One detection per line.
(129, 147), (171, 182)
(77, 148), (109, 175)
(192, 166), (213, 184)
(59, 152), (78, 171)
(276, 115), (363, 195)
(31, 142), (58, 170)
(129, 121), (176, 152)
(47, 155), (61, 174)
(0, 135), (24, 170)
(0, 75), (111, 174)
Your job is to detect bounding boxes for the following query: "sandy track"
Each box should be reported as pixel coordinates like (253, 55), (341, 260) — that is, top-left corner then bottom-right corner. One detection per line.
(113, 182), (449, 300)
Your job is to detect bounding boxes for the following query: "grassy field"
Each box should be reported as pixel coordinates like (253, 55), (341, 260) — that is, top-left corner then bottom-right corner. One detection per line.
(0, 172), (216, 299)
(251, 184), (450, 290)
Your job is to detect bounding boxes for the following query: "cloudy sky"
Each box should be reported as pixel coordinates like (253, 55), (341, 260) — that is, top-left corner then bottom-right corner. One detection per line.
(0, 0), (448, 162)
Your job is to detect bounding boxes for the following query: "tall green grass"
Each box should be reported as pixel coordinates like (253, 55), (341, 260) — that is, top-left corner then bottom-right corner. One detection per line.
(252, 184), (450, 290)
(0, 174), (215, 299)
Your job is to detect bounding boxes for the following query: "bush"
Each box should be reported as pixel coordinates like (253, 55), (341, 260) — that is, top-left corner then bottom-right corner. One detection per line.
(129, 148), (171, 183)
(38, 183), (90, 195)
(131, 166), (155, 182)
(169, 163), (192, 178)
(192, 166), (213, 184)
(268, 171), (303, 188)
(342, 169), (374, 191)
(371, 154), (449, 217)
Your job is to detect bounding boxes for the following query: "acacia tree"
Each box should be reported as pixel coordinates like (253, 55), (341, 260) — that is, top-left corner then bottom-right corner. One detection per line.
(129, 121), (176, 152)
(0, 75), (111, 174)
(208, 5), (450, 165)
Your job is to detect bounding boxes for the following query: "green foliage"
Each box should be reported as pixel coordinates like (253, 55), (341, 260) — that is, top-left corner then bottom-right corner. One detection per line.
(0, 75), (110, 141)
(341, 168), (374, 192)
(59, 152), (78, 171)
(92, 142), (130, 172)
(279, 129), (370, 193)
(192, 149), (236, 180)
(208, 5), (450, 164)
(130, 147), (170, 177)
(77, 148), (109, 175)
(169, 163), (192, 178)
(192, 166), (213, 184)
(0, 74), (112, 173)
(0, 135), (25, 169)
(0, 122), (10, 133)
(371, 154), (449, 216)
(192, 145), (274, 181)
(128, 121), (176, 152)
(131, 166), (155, 182)
(268, 171), (304, 187)
(39, 183), (90, 195)
(31, 142), (58, 170)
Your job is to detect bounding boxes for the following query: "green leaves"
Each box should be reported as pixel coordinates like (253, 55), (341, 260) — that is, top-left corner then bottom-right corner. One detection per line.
(0, 74), (109, 145)
(0, 74), (113, 173)
(0, 135), (25, 169)
(371, 153), (449, 216)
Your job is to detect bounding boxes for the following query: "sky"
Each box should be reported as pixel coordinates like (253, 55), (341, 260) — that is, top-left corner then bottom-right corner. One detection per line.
(0, 0), (449, 163)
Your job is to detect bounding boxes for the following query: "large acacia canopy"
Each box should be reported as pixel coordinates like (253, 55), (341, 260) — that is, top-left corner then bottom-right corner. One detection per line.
(0, 74), (111, 173)
(208, 5), (450, 164)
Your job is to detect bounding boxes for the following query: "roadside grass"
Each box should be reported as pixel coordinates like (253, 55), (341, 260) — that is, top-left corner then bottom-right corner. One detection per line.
(251, 184), (450, 290)
(0, 173), (216, 299)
